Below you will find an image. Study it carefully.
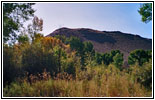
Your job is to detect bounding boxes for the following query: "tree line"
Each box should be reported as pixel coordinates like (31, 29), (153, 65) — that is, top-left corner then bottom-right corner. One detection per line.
(3, 33), (152, 89)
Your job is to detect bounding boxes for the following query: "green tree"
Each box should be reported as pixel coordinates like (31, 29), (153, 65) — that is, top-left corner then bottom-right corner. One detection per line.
(17, 34), (29, 44)
(103, 53), (111, 65)
(110, 50), (120, 58)
(128, 49), (151, 66)
(95, 52), (103, 65)
(83, 41), (95, 65)
(66, 37), (84, 55)
(66, 37), (85, 66)
(102, 50), (122, 66)
(113, 53), (123, 70)
(83, 41), (94, 53)
(3, 3), (35, 43)
(138, 3), (152, 23)
(55, 35), (67, 43)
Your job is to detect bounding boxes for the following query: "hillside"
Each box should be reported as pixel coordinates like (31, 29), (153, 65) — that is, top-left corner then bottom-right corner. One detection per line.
(47, 27), (152, 62)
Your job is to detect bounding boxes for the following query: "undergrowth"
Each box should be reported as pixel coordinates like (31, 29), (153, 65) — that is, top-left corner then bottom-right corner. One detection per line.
(3, 64), (152, 97)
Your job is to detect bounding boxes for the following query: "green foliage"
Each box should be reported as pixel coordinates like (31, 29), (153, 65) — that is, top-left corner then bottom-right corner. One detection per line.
(3, 34), (152, 97)
(3, 43), (27, 86)
(3, 36), (75, 84)
(55, 35), (67, 43)
(52, 45), (78, 75)
(83, 41), (95, 66)
(113, 53), (123, 70)
(66, 37), (84, 55)
(138, 3), (152, 23)
(94, 50), (124, 68)
(62, 59), (76, 75)
(17, 34), (29, 44)
(83, 41), (94, 53)
(22, 42), (58, 75)
(129, 59), (152, 89)
(22, 36), (78, 75)
(3, 3), (35, 42)
(3, 45), (17, 85)
(140, 60), (152, 89)
(65, 36), (96, 67)
(102, 53), (112, 65)
(102, 50), (123, 66)
(110, 50), (120, 57)
(128, 49), (151, 66)
(95, 52), (103, 64)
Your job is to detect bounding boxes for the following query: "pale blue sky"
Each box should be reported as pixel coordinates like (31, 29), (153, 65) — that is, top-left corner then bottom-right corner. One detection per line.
(33, 3), (152, 39)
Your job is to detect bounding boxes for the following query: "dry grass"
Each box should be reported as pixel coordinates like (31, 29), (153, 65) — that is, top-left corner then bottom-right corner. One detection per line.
(3, 64), (151, 97)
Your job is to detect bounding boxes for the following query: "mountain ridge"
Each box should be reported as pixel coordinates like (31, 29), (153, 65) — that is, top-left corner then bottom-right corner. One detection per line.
(47, 27), (152, 62)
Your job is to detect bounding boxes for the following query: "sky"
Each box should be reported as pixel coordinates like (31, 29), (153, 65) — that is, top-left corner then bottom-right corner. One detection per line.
(33, 3), (152, 39)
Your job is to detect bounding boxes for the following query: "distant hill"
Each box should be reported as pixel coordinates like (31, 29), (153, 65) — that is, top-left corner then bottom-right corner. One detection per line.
(47, 27), (152, 63)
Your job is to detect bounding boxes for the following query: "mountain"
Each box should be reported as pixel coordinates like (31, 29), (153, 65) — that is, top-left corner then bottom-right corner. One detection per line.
(47, 27), (152, 63)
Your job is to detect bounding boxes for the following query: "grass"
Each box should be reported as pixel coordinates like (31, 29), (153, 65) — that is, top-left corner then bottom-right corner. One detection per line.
(3, 64), (152, 97)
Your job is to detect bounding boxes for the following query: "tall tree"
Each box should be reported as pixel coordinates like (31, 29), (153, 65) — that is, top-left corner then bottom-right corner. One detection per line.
(27, 16), (43, 41)
(138, 3), (152, 23)
(3, 3), (35, 43)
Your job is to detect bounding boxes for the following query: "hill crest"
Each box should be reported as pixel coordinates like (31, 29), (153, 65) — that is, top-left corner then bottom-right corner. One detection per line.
(47, 27), (152, 62)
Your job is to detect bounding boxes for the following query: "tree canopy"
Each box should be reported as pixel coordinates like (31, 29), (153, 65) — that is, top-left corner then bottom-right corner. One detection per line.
(3, 3), (35, 43)
(138, 3), (152, 23)
(128, 49), (152, 66)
